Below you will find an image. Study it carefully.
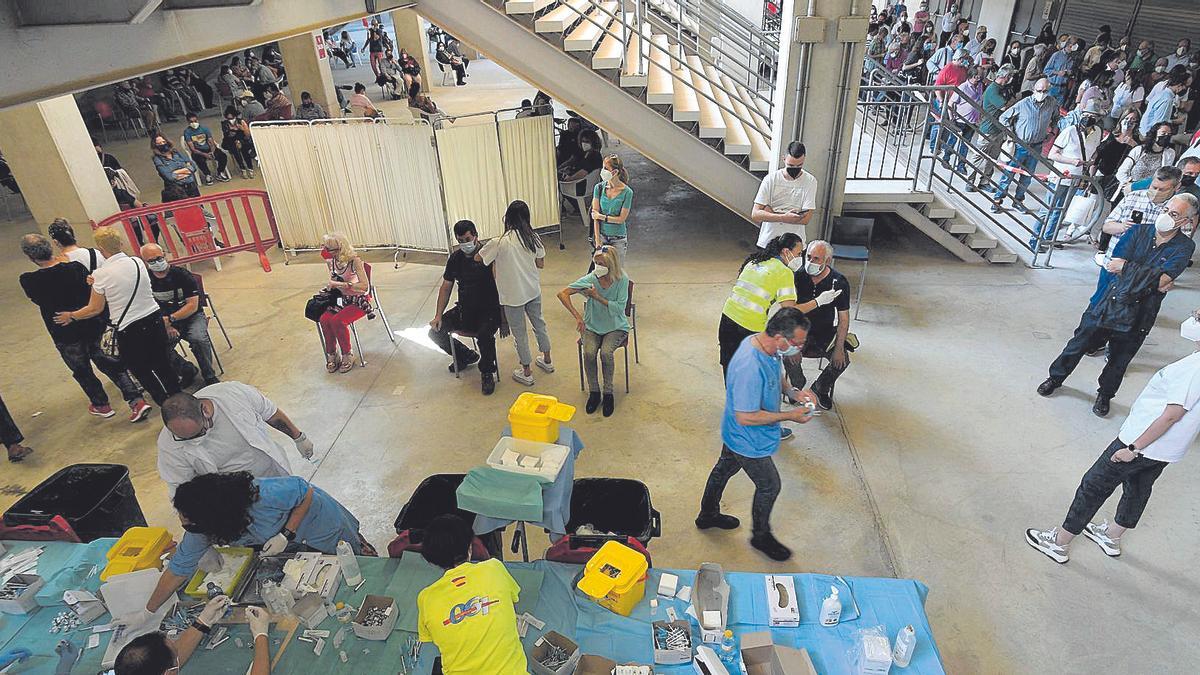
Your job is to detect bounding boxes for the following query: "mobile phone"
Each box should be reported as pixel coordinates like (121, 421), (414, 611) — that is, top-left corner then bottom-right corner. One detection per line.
(1132, 210), (1144, 224)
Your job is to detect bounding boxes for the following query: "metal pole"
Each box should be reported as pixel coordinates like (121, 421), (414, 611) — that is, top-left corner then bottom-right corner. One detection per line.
(621, 0), (629, 72)
(636, 0), (643, 75)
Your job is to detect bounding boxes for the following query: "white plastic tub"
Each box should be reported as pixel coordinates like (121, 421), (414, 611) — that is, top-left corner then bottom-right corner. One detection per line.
(487, 437), (570, 483)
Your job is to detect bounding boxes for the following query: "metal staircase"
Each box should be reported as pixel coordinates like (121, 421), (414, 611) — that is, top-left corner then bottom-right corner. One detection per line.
(415, 0), (779, 219)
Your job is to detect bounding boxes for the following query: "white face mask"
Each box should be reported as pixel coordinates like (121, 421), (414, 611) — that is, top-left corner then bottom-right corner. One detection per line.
(1178, 47), (1187, 56)
(593, 264), (609, 277)
(804, 260), (824, 276)
(580, 143), (592, 151)
(459, 240), (478, 255)
(1181, 316), (1200, 342)
(600, 168), (614, 183)
(1033, 91), (1048, 102)
(147, 259), (169, 273)
(189, 122), (199, 129)
(1155, 211), (1178, 233)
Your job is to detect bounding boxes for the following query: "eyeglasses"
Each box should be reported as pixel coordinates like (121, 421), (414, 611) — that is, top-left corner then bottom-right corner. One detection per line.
(146, 256), (166, 265)
(171, 413), (213, 442)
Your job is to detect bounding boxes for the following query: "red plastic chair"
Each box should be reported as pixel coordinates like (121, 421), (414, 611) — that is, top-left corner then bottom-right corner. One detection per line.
(174, 206), (216, 255)
(315, 252), (395, 367)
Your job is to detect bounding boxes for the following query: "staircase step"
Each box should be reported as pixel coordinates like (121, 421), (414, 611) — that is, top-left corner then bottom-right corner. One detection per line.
(735, 83), (771, 130)
(672, 56), (700, 122)
(535, 0), (589, 33)
(564, 1), (618, 51)
(703, 64), (750, 155)
(647, 33), (674, 105)
(984, 247), (1019, 264)
(593, 12), (632, 68)
(620, 22), (651, 85)
(721, 75), (769, 171)
(926, 206), (956, 220)
(686, 55), (726, 139)
(505, 0), (556, 15)
(965, 232), (998, 249)
(941, 219), (976, 234)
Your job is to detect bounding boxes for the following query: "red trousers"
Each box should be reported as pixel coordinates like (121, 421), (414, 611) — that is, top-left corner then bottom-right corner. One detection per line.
(319, 305), (366, 354)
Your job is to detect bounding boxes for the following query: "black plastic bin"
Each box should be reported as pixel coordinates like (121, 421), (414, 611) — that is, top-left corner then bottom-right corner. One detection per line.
(564, 478), (661, 546)
(3, 464), (146, 543)
(390, 474), (500, 558)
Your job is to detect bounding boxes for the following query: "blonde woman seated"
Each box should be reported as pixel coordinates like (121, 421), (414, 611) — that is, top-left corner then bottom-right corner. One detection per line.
(556, 246), (630, 418)
(319, 233), (370, 372)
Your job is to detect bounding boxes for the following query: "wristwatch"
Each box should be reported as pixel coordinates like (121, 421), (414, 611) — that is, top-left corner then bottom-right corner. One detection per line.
(281, 527), (297, 542)
(1125, 443), (1142, 458)
(191, 619), (211, 634)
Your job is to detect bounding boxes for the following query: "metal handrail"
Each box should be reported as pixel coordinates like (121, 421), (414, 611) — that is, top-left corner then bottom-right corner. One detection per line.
(650, 0), (779, 98)
(680, 0), (778, 54)
(564, 0), (773, 137)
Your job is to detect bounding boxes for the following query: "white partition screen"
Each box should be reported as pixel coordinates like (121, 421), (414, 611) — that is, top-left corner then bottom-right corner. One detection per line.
(497, 115), (560, 230)
(374, 122), (448, 251)
(435, 123), (508, 240)
(250, 123), (331, 250)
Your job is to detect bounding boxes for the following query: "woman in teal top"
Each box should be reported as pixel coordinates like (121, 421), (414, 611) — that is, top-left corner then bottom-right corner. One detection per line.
(591, 154), (634, 260)
(556, 245), (630, 417)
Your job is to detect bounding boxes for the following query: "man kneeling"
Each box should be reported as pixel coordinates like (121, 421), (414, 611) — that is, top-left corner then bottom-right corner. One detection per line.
(785, 240), (853, 410)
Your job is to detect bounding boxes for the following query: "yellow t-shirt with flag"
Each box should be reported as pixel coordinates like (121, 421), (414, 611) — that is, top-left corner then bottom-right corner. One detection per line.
(416, 559), (527, 675)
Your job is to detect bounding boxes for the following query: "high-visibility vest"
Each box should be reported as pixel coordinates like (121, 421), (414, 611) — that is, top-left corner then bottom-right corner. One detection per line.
(721, 257), (797, 332)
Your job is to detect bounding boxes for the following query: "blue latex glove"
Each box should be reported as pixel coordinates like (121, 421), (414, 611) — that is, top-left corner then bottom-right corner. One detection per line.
(0, 648), (31, 668)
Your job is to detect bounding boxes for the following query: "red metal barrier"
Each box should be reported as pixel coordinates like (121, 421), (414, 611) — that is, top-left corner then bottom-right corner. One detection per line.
(92, 189), (281, 272)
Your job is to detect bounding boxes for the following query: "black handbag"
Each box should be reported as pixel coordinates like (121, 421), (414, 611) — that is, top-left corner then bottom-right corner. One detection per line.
(305, 288), (341, 322)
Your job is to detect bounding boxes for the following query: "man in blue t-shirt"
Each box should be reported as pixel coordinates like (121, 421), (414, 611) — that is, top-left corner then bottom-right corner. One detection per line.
(696, 307), (817, 561)
(183, 113), (230, 185)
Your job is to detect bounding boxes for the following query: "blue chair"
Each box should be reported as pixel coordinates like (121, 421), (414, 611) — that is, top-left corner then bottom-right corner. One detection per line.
(831, 216), (874, 320)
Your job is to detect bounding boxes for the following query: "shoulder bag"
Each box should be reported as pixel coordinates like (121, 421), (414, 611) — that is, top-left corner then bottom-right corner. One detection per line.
(100, 258), (142, 359)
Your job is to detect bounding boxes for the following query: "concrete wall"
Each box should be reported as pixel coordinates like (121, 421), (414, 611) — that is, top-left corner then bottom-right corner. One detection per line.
(0, 0), (372, 109)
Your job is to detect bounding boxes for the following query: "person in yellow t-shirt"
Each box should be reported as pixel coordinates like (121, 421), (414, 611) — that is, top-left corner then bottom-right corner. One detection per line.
(417, 515), (527, 675)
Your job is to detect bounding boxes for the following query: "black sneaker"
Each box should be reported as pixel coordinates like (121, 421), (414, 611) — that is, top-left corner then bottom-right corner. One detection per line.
(750, 533), (793, 561)
(1093, 394), (1111, 417)
(481, 372), (496, 396)
(1036, 378), (1060, 397)
(447, 353), (480, 373)
(602, 393), (615, 417)
(695, 513), (740, 530)
(812, 386), (833, 411)
(585, 392), (601, 414)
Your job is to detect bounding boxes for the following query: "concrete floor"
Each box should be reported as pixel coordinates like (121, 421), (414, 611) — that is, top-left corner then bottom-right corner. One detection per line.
(3, 48), (1198, 675)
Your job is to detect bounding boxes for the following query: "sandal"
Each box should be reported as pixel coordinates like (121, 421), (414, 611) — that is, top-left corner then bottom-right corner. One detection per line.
(7, 444), (33, 463)
(326, 355), (339, 373)
(339, 354), (355, 372)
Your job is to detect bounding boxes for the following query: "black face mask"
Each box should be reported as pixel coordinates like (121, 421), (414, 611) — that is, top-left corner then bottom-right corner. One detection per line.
(1080, 116), (1095, 128)
(785, 166), (802, 178)
(1182, 174), (1197, 187)
(155, 143), (169, 152)
(1156, 135), (1172, 148)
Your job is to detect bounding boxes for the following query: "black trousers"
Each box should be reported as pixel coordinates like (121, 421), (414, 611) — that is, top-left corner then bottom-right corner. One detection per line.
(783, 341), (850, 394)
(117, 314), (181, 405)
(0, 394), (22, 448)
(427, 306), (499, 375)
(190, 149), (228, 178)
(1062, 438), (1169, 534)
(1048, 312), (1147, 398)
(718, 314), (755, 378)
(699, 445), (782, 538)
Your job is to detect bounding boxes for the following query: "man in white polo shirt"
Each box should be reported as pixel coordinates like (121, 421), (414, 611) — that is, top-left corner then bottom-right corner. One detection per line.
(750, 142), (819, 250)
(1026, 312), (1200, 563)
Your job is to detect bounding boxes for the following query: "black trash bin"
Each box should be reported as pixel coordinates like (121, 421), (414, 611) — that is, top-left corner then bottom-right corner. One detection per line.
(3, 464), (146, 542)
(564, 478), (661, 546)
(388, 474), (499, 558)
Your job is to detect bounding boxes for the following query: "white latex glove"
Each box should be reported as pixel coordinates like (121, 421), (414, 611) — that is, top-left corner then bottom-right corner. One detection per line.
(124, 607), (157, 630)
(245, 606), (271, 640)
(293, 432), (314, 460)
(262, 532), (289, 556)
(815, 288), (843, 307)
(198, 595), (232, 628)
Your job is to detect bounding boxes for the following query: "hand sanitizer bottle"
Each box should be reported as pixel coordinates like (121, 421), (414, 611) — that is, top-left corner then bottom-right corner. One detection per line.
(893, 624), (917, 667)
(820, 586), (841, 626)
(337, 540), (362, 586)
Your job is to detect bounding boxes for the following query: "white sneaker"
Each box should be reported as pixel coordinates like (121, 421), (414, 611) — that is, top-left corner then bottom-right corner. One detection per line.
(512, 368), (534, 386)
(535, 357), (555, 373)
(1094, 252), (1106, 267)
(1025, 527), (1069, 563)
(1082, 521), (1122, 557)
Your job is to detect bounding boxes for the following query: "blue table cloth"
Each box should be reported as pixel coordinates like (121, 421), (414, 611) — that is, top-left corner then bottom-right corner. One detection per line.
(469, 426), (585, 537)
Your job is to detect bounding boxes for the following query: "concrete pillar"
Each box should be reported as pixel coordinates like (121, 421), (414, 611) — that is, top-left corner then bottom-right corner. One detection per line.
(772, 0), (870, 241)
(0, 95), (119, 242)
(391, 8), (433, 83)
(279, 30), (339, 118)
(977, 0), (1019, 57)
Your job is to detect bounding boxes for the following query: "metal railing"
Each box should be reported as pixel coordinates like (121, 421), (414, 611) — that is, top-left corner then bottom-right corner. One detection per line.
(93, 189), (281, 272)
(530, 0), (776, 138)
(850, 59), (1106, 268)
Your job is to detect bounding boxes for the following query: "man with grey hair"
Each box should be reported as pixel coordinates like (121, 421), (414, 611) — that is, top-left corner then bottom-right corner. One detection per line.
(991, 77), (1059, 214)
(1039, 193), (1198, 417)
(18, 233), (146, 421)
(785, 240), (853, 410)
(969, 64), (1016, 192)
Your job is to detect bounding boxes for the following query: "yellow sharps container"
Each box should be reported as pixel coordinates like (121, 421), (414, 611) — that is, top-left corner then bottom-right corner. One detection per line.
(102, 527), (173, 581)
(576, 541), (649, 617)
(508, 393), (576, 443)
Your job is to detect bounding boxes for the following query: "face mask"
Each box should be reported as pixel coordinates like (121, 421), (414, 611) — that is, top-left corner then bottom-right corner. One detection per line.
(777, 342), (801, 358)
(1156, 135), (1171, 148)
(785, 166), (802, 178)
(155, 143), (169, 152)
(459, 240), (478, 254)
(600, 168), (614, 183)
(1071, 44), (1079, 52)
(593, 264), (609, 277)
(188, 122), (199, 129)
(1178, 47), (1187, 56)
(147, 259), (169, 273)
(1156, 65), (1167, 73)
(1033, 91), (1048, 102)
(580, 143), (592, 151)
(1155, 211), (1178, 233)
(785, 254), (805, 272)
(1011, 48), (1020, 55)
(1080, 116), (1095, 128)
(804, 260), (824, 276)
(1181, 316), (1200, 341)
(1182, 174), (1197, 187)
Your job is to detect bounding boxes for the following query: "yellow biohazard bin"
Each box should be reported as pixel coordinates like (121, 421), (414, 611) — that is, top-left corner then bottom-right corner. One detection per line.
(102, 527), (173, 581)
(508, 393), (576, 443)
(576, 541), (649, 617)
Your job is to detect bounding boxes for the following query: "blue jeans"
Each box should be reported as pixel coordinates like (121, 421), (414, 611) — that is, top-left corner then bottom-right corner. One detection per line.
(927, 99), (943, 155)
(943, 126), (975, 171)
(1034, 179), (1077, 245)
(168, 313), (217, 381)
(993, 145), (1038, 204)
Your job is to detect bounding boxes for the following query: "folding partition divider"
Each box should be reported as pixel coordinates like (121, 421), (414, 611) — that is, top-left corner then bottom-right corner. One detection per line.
(497, 115), (561, 237)
(434, 121), (509, 241)
(249, 122), (331, 251)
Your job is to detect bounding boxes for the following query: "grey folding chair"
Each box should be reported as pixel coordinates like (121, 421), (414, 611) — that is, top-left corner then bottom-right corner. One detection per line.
(830, 216), (874, 320)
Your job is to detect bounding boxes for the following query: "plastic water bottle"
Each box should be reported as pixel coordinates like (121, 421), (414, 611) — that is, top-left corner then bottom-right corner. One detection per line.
(718, 629), (739, 670)
(260, 580), (294, 616)
(337, 540), (363, 586)
(893, 625), (917, 667)
(820, 586), (842, 626)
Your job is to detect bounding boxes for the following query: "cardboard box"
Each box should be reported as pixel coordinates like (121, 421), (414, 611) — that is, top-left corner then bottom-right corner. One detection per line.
(529, 631), (581, 675)
(576, 654), (617, 675)
(765, 575), (799, 627)
(740, 632), (818, 675)
(351, 595), (396, 640)
(692, 644), (731, 675)
(691, 563), (729, 644)
(0, 574), (44, 615)
(292, 592), (328, 629)
(652, 619), (693, 665)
